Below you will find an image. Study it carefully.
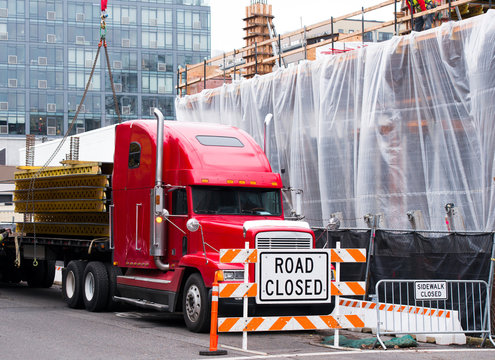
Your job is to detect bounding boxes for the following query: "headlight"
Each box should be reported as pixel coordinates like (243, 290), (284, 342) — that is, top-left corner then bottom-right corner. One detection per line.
(222, 270), (244, 281)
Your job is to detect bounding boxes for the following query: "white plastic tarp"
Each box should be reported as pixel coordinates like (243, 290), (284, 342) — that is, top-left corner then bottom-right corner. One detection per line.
(176, 11), (495, 231)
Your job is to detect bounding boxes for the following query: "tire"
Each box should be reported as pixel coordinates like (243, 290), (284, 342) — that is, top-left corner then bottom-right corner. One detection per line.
(83, 261), (109, 312)
(27, 260), (56, 288)
(62, 260), (86, 309)
(104, 262), (122, 311)
(182, 273), (211, 333)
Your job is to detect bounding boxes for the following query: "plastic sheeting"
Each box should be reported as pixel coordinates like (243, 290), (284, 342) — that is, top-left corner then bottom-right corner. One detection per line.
(176, 11), (495, 231)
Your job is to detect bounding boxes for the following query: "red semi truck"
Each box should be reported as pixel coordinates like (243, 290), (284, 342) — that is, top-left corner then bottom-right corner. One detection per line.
(1, 109), (331, 332)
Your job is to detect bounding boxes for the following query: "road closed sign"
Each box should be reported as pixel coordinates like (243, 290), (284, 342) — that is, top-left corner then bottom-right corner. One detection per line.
(415, 281), (448, 301)
(256, 250), (330, 304)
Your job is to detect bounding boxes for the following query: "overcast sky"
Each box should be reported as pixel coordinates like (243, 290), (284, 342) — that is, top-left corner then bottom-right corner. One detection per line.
(210, 0), (394, 54)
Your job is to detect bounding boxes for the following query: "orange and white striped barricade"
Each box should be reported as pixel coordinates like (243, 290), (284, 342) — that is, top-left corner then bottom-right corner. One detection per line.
(219, 248), (258, 264)
(330, 244), (367, 347)
(338, 297), (457, 328)
(330, 248), (366, 263)
(210, 247), (367, 351)
(218, 314), (365, 332)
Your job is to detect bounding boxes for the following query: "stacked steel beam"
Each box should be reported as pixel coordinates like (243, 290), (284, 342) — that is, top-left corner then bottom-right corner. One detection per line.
(14, 162), (111, 237)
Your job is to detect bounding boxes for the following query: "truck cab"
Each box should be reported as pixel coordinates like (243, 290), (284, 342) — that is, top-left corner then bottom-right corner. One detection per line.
(111, 113), (320, 332)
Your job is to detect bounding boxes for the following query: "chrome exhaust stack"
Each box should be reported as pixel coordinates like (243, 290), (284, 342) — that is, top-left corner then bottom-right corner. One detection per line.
(151, 108), (169, 271)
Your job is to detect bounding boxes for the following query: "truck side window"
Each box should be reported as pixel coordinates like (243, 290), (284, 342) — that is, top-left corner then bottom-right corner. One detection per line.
(128, 142), (141, 169)
(172, 189), (188, 215)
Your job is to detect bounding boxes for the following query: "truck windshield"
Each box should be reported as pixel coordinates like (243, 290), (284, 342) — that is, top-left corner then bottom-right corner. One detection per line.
(192, 186), (282, 216)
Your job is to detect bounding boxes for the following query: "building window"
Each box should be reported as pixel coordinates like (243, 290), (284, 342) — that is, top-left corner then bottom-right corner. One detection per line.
(378, 32), (393, 42)
(142, 96), (174, 119)
(363, 32), (373, 42)
(141, 8), (172, 27)
(142, 53), (172, 72)
(0, 0), (25, 17)
(30, 114), (63, 136)
(106, 95), (136, 121)
(0, 149), (6, 166)
(68, 71), (100, 91)
(107, 5), (137, 25)
(105, 72), (137, 93)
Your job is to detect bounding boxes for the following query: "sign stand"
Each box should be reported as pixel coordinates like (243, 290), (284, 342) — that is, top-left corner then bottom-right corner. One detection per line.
(243, 241), (249, 350)
(334, 241), (340, 348)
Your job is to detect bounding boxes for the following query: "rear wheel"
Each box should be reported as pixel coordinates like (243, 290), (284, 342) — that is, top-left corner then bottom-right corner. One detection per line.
(27, 260), (56, 288)
(183, 273), (210, 333)
(104, 263), (122, 311)
(83, 261), (109, 312)
(62, 260), (86, 308)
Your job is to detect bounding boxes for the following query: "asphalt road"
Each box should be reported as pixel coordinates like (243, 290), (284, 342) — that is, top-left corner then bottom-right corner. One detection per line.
(1, 283), (494, 360)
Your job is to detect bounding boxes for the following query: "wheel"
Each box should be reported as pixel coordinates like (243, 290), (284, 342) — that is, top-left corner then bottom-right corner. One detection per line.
(40, 260), (56, 287)
(27, 260), (56, 288)
(182, 273), (211, 333)
(83, 261), (109, 312)
(62, 260), (86, 308)
(104, 262), (122, 311)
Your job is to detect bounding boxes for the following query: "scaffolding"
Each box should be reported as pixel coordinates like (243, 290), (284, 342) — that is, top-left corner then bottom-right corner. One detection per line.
(243, 0), (275, 78)
(177, 0), (494, 95)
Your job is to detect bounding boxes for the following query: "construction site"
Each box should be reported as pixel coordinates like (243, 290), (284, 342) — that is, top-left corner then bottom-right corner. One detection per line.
(174, 0), (495, 342)
(0, 0), (495, 352)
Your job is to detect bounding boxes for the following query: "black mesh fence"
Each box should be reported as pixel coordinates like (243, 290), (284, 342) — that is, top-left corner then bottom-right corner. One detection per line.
(313, 228), (494, 330)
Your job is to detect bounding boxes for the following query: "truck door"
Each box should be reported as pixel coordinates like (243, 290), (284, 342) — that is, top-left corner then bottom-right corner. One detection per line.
(124, 128), (155, 265)
(167, 188), (188, 265)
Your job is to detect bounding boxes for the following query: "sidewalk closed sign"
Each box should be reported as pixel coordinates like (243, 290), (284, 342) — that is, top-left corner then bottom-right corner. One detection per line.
(256, 250), (330, 304)
(415, 281), (448, 301)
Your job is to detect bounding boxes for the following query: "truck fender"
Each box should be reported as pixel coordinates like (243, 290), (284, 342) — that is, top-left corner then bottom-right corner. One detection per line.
(178, 253), (220, 288)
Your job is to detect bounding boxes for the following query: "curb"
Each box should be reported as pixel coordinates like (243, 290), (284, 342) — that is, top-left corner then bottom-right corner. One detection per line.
(466, 336), (494, 348)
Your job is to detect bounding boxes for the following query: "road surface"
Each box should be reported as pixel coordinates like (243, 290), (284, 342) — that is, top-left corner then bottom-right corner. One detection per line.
(0, 283), (494, 360)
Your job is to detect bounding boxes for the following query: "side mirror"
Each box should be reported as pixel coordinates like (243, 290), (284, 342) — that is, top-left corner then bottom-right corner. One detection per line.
(186, 218), (200, 232)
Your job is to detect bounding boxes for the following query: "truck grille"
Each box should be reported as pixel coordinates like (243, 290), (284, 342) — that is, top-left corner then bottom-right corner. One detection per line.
(255, 231), (313, 249)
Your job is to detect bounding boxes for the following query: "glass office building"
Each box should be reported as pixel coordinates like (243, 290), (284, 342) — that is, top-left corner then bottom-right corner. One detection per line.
(0, 0), (210, 139)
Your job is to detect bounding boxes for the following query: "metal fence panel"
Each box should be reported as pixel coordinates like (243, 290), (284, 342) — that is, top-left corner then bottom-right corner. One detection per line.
(375, 279), (495, 349)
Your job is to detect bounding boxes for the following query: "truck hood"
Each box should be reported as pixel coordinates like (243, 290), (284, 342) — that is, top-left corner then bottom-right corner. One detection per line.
(192, 216), (314, 251)
(195, 217), (247, 249)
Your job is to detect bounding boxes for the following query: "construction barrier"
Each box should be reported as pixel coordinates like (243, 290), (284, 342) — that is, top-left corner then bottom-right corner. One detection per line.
(203, 246), (367, 353)
(338, 297), (465, 345)
(218, 314), (365, 332)
(54, 265), (63, 284)
(374, 279), (495, 349)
